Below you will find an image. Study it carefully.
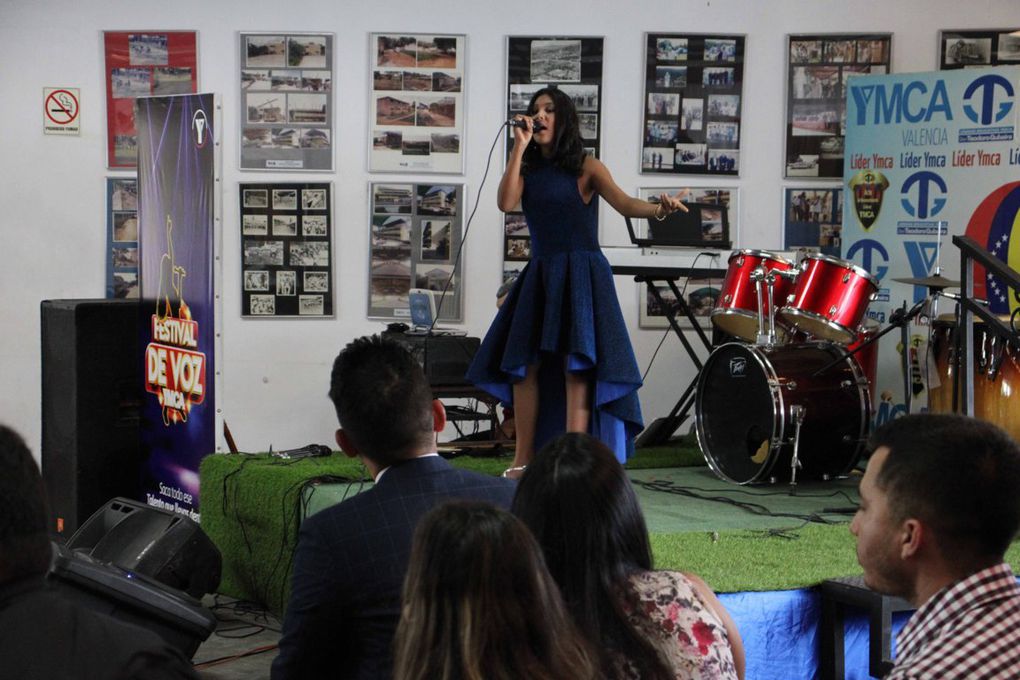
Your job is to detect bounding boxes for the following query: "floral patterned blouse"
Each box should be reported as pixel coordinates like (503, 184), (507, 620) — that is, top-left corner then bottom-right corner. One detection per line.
(618, 570), (739, 680)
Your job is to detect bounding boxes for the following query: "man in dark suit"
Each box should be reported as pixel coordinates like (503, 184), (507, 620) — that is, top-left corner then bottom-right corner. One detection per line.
(0, 424), (197, 680)
(271, 335), (516, 680)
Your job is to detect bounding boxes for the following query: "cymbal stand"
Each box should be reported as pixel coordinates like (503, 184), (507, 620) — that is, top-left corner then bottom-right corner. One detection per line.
(811, 296), (929, 380)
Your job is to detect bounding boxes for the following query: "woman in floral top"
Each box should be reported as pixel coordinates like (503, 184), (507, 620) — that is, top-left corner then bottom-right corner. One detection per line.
(513, 433), (744, 680)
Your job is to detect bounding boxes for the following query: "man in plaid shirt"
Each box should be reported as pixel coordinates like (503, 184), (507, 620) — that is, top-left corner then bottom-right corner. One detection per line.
(851, 414), (1020, 679)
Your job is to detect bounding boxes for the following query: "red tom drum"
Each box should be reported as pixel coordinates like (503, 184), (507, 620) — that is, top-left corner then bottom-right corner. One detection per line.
(778, 254), (879, 345)
(711, 250), (796, 341)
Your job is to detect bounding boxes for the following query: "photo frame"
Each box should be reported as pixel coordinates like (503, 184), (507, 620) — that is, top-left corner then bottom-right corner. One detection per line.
(368, 34), (466, 174)
(240, 32), (335, 171)
(368, 181), (464, 321)
(641, 33), (745, 176)
(783, 186), (844, 257)
(784, 33), (891, 179)
(239, 182), (334, 316)
(106, 177), (139, 298)
(938, 29), (1020, 69)
(506, 36), (604, 164)
(503, 36), (604, 282)
(638, 275), (724, 330)
(103, 31), (198, 169)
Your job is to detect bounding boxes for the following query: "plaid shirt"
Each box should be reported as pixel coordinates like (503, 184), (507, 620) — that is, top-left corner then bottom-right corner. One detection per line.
(888, 562), (1020, 679)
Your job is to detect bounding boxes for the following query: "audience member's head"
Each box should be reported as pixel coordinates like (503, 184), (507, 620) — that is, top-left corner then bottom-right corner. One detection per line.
(512, 432), (673, 679)
(328, 334), (440, 467)
(0, 425), (52, 584)
(852, 414), (1020, 601)
(393, 500), (596, 680)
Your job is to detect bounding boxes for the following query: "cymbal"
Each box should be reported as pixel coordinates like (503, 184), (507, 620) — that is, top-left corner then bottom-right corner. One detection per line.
(891, 274), (960, 288)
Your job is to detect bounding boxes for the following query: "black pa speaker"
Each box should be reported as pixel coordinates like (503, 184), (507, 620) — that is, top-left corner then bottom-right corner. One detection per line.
(49, 542), (217, 658)
(67, 497), (222, 599)
(41, 299), (143, 536)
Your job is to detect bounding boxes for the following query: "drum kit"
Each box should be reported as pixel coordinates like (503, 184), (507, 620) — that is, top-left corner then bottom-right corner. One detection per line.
(695, 249), (884, 488)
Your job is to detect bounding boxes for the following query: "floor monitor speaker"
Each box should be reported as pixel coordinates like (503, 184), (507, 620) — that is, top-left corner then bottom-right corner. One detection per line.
(67, 496), (222, 599)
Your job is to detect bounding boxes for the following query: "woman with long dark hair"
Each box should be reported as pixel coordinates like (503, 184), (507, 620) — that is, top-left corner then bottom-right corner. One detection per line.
(392, 500), (597, 680)
(467, 87), (687, 476)
(513, 433), (745, 679)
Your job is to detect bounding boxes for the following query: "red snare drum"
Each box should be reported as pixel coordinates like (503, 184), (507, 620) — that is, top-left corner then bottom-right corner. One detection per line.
(711, 250), (796, 341)
(778, 254), (879, 344)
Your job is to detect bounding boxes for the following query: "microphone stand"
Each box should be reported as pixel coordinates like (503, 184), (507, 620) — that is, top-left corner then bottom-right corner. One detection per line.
(811, 297), (930, 394)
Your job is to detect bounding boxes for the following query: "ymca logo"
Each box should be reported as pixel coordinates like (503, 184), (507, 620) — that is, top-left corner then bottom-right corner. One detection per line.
(963, 74), (1014, 125)
(900, 171), (947, 219)
(192, 109), (209, 148)
(846, 239), (889, 283)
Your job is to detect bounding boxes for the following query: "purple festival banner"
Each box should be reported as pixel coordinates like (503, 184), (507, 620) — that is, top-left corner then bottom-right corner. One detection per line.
(136, 93), (217, 520)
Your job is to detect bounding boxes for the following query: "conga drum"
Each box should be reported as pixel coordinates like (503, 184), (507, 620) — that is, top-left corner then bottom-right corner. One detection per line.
(929, 315), (1020, 442)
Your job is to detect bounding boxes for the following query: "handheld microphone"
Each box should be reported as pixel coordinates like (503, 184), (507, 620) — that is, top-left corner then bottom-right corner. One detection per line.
(508, 117), (546, 133)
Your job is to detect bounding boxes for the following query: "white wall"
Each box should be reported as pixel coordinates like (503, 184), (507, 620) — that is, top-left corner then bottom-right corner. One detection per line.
(2, 0), (1017, 461)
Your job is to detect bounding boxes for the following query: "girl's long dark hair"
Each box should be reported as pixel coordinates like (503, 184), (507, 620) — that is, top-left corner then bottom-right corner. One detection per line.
(521, 86), (586, 176)
(393, 500), (598, 680)
(512, 433), (674, 679)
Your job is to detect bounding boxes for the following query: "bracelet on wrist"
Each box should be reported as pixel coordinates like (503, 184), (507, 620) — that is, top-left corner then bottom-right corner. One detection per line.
(653, 202), (667, 221)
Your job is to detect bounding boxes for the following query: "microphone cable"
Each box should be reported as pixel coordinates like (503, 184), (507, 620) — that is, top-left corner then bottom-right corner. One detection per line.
(428, 122), (508, 334)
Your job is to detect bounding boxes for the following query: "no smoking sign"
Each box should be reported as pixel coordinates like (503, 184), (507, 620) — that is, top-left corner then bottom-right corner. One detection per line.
(44, 87), (80, 136)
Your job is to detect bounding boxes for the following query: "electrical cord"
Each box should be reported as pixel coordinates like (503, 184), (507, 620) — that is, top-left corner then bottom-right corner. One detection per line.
(428, 122), (507, 332)
(640, 251), (720, 382)
(633, 477), (855, 528)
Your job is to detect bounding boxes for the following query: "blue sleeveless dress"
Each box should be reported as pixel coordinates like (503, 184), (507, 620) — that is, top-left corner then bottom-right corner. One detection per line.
(466, 158), (643, 462)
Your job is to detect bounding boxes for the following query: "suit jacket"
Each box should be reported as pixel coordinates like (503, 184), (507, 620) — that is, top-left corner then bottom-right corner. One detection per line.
(0, 576), (198, 680)
(271, 455), (516, 680)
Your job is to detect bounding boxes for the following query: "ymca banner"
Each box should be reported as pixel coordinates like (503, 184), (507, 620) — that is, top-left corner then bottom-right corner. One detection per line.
(842, 67), (1020, 424)
(136, 93), (220, 520)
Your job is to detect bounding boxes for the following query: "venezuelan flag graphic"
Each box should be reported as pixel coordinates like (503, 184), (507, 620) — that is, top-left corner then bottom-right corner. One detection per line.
(965, 181), (1020, 316)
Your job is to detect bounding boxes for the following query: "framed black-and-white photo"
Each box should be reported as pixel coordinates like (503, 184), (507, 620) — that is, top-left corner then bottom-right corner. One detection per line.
(785, 33), (891, 178)
(106, 177), (139, 299)
(239, 182), (333, 317)
(244, 270), (270, 291)
(369, 33), (466, 174)
(239, 32), (335, 171)
(504, 36), (604, 282)
(641, 33), (745, 176)
(638, 277), (725, 330)
(939, 28), (1020, 69)
(506, 35), (604, 164)
(368, 181), (464, 321)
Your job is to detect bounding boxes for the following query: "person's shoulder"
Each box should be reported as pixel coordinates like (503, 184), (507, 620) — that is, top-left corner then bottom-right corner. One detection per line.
(437, 466), (515, 505)
(582, 154), (606, 175)
(1, 589), (196, 679)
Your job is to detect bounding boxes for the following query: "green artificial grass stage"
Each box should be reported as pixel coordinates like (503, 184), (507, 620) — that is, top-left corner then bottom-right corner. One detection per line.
(199, 439), (1020, 615)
